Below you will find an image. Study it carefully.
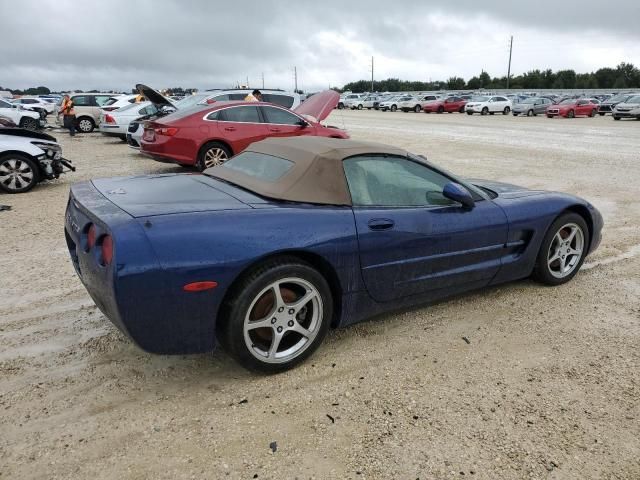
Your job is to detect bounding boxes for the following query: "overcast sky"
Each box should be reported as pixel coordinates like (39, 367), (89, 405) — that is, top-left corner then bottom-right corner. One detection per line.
(1, 0), (639, 92)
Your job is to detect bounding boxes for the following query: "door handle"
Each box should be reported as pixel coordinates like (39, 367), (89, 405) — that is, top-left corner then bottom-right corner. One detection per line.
(224, 126), (236, 131)
(368, 218), (395, 230)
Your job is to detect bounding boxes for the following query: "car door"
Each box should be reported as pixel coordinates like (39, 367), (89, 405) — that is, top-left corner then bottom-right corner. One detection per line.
(217, 105), (268, 153)
(260, 105), (312, 139)
(344, 155), (508, 302)
(535, 99), (547, 114)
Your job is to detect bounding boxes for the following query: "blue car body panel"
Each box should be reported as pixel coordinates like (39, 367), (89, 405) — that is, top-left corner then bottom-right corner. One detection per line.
(64, 174), (603, 355)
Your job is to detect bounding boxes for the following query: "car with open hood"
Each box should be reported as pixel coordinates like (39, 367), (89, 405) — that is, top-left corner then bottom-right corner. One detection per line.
(0, 126), (74, 193)
(140, 90), (348, 170)
(65, 136), (602, 372)
(546, 98), (598, 118)
(612, 94), (640, 120)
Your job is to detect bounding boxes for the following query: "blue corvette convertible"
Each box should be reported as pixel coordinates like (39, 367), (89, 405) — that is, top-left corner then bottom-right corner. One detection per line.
(65, 137), (602, 372)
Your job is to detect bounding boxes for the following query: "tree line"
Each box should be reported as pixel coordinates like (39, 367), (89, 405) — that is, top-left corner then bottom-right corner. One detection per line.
(342, 63), (640, 92)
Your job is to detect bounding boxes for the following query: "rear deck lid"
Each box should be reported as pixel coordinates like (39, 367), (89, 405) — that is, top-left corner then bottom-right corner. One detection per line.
(91, 174), (254, 217)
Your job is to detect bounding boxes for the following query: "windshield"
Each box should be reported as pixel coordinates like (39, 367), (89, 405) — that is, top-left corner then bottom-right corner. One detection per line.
(471, 96), (489, 101)
(626, 95), (640, 103)
(176, 94), (209, 109)
(608, 94), (630, 103)
(559, 99), (576, 105)
(520, 98), (536, 104)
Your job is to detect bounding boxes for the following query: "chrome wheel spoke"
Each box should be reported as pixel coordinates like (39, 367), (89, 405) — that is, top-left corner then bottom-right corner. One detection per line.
(289, 289), (317, 314)
(289, 320), (311, 339)
(245, 317), (274, 331)
(547, 222), (585, 279)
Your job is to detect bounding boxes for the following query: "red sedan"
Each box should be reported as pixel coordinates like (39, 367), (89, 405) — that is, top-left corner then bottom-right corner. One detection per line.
(423, 96), (467, 113)
(546, 99), (598, 118)
(141, 91), (348, 170)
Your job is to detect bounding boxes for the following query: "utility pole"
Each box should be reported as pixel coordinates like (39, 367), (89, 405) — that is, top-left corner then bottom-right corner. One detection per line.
(506, 35), (513, 89)
(246, 76), (249, 88)
(261, 72), (264, 89)
(371, 56), (374, 93)
(294, 66), (298, 93)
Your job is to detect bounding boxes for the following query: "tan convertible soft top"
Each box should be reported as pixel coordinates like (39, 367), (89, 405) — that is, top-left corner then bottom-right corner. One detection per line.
(207, 136), (408, 205)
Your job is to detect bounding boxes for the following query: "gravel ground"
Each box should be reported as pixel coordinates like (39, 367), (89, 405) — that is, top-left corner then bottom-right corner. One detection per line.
(0, 111), (639, 480)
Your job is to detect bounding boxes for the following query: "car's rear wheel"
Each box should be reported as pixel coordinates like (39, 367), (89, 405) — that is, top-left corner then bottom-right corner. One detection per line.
(547, 114), (553, 118)
(503, 106), (511, 114)
(414, 105), (421, 113)
(527, 109), (534, 117)
(0, 154), (39, 194)
(481, 107), (489, 115)
(77, 117), (95, 133)
(532, 213), (589, 286)
(589, 109), (596, 117)
(437, 106), (444, 113)
(218, 257), (332, 373)
(567, 110), (575, 118)
(19, 117), (39, 131)
(466, 111), (473, 115)
(197, 141), (231, 171)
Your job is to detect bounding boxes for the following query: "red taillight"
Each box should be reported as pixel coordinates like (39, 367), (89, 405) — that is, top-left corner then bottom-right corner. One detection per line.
(105, 114), (116, 124)
(155, 127), (179, 136)
(87, 223), (97, 250)
(100, 235), (113, 266)
(183, 281), (218, 292)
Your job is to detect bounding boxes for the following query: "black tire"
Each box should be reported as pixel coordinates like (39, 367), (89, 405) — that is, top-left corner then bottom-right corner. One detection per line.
(567, 110), (575, 118)
(466, 111), (473, 115)
(76, 117), (95, 133)
(527, 109), (534, 117)
(218, 257), (333, 373)
(458, 107), (465, 113)
(196, 141), (232, 171)
(19, 117), (39, 131)
(481, 107), (489, 115)
(390, 105), (397, 112)
(357, 104), (363, 110)
(0, 154), (40, 194)
(118, 134), (127, 142)
(589, 109), (596, 117)
(532, 213), (589, 286)
(547, 114), (554, 118)
(503, 106), (511, 114)
(414, 105), (421, 113)
(598, 112), (605, 116)
(437, 106), (444, 113)
(489, 112), (495, 115)
(613, 116), (621, 120)
(513, 113), (519, 116)
(337, 103), (344, 110)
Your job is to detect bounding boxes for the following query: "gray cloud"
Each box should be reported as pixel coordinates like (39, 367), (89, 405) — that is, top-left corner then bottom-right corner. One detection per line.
(1, 0), (638, 92)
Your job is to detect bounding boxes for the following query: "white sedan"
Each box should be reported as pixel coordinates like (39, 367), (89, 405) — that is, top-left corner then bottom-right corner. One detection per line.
(465, 95), (512, 115)
(98, 102), (159, 140)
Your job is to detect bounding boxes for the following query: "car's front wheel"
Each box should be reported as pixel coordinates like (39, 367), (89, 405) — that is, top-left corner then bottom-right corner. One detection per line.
(197, 141), (231, 171)
(218, 257), (332, 373)
(532, 213), (589, 286)
(77, 117), (95, 133)
(567, 110), (575, 118)
(481, 107), (489, 115)
(19, 117), (39, 131)
(390, 105), (397, 112)
(0, 154), (39, 194)
(527, 109), (534, 117)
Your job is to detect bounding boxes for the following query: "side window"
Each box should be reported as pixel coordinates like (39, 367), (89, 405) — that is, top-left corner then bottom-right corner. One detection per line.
(220, 106), (261, 123)
(262, 106), (301, 125)
(72, 96), (91, 106)
(94, 95), (112, 106)
(262, 94), (294, 108)
(343, 155), (454, 207)
(228, 93), (246, 101)
(139, 104), (158, 116)
(206, 110), (220, 120)
(0, 99), (10, 108)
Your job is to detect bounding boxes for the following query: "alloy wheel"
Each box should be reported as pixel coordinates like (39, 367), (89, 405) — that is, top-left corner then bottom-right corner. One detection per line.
(547, 223), (584, 279)
(78, 119), (93, 132)
(243, 278), (323, 364)
(203, 147), (228, 168)
(0, 158), (35, 192)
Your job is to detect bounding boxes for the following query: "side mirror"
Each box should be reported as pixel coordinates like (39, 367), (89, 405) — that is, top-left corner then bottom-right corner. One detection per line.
(297, 119), (309, 128)
(443, 182), (475, 209)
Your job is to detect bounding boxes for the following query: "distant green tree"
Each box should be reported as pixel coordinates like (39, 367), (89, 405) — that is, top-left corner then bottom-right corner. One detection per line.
(446, 76), (466, 90)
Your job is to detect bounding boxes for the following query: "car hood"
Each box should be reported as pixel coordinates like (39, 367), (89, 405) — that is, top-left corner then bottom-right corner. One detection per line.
(91, 174), (253, 217)
(293, 90), (339, 122)
(615, 102), (640, 109)
(0, 126), (57, 142)
(135, 84), (174, 108)
(468, 178), (545, 198)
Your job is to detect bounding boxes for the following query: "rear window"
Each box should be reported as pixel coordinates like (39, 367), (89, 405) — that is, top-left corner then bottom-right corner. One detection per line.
(262, 94), (294, 108)
(102, 97), (120, 106)
(218, 152), (293, 181)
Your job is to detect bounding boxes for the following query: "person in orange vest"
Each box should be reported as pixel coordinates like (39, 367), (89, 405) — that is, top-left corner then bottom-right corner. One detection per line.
(59, 95), (76, 136)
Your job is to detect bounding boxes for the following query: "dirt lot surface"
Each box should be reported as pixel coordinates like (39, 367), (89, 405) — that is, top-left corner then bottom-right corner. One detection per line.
(1, 111), (639, 479)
